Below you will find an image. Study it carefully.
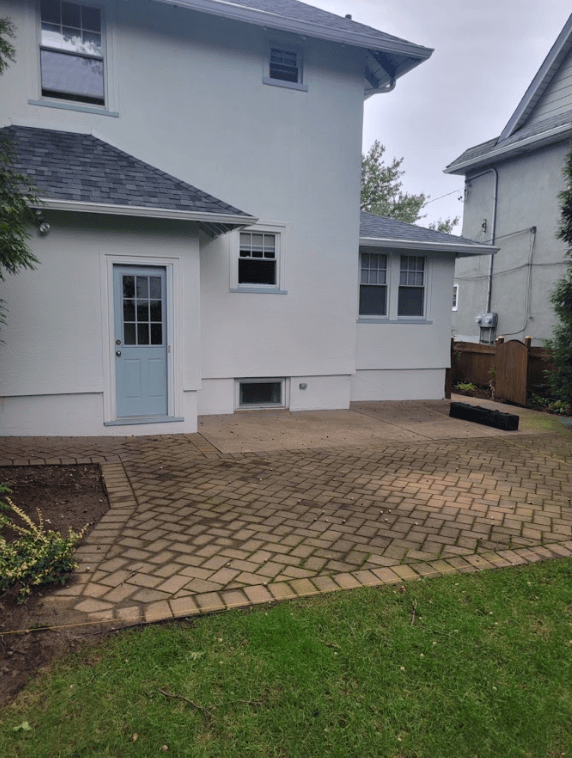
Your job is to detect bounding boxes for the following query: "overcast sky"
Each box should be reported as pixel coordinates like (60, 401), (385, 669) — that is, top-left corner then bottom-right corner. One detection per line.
(310, 0), (571, 230)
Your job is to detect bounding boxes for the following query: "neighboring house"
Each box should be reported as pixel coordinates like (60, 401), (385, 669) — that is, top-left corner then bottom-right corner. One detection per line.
(445, 13), (572, 346)
(0, 0), (493, 436)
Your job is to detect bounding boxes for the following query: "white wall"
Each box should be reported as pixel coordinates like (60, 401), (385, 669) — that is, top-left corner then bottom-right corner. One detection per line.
(0, 212), (201, 435)
(1, 0), (365, 425)
(353, 251), (455, 400)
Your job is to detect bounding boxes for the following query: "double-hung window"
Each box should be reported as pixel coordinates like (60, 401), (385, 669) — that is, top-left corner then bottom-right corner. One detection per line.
(239, 232), (278, 287)
(398, 255), (425, 317)
(359, 252), (388, 317)
(264, 43), (308, 91)
(40, 0), (105, 106)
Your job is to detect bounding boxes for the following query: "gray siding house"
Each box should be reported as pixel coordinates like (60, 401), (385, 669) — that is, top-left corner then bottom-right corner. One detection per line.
(445, 13), (572, 346)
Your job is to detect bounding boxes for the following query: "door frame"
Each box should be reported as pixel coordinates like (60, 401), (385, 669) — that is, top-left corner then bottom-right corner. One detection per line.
(101, 253), (182, 424)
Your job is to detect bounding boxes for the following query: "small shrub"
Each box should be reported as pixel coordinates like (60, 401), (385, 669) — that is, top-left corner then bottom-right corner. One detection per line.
(455, 382), (476, 392)
(0, 484), (87, 602)
(489, 365), (496, 378)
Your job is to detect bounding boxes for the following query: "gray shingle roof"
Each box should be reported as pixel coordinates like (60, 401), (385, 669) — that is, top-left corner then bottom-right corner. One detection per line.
(154, 0), (432, 82)
(359, 211), (492, 252)
(1, 125), (253, 220)
(445, 109), (572, 174)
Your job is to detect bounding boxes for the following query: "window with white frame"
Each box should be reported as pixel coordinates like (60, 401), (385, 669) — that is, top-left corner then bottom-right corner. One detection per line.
(40, 0), (105, 106)
(452, 283), (459, 311)
(236, 378), (286, 409)
(269, 47), (300, 83)
(359, 252), (388, 316)
(264, 43), (307, 91)
(398, 255), (425, 317)
(239, 232), (277, 286)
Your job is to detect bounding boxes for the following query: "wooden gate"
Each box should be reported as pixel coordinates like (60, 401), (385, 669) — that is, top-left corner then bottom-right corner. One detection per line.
(495, 339), (529, 405)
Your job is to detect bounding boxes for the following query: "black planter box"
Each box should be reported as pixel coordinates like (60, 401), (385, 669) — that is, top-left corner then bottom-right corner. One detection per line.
(449, 402), (519, 431)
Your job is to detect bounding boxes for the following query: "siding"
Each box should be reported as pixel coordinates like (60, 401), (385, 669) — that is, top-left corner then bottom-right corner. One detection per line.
(527, 47), (572, 125)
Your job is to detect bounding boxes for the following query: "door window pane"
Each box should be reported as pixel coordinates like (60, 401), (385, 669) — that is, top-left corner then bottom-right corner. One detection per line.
(151, 324), (163, 345)
(123, 299), (135, 322)
(124, 323), (136, 345)
(150, 300), (162, 322)
(136, 301), (149, 322)
(137, 324), (149, 345)
(136, 276), (149, 298)
(123, 276), (135, 298)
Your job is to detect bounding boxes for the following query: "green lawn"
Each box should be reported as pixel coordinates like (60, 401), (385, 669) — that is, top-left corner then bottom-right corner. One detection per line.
(2, 559), (572, 758)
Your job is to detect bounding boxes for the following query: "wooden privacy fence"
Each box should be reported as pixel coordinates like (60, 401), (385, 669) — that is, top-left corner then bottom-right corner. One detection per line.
(445, 337), (556, 406)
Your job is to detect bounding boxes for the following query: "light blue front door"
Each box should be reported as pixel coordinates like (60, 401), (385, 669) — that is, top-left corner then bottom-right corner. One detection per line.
(113, 266), (168, 418)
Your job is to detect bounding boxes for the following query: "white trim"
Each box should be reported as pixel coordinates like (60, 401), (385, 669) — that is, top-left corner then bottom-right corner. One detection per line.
(235, 377), (289, 410)
(33, 0), (118, 113)
(230, 221), (287, 292)
(100, 253), (182, 424)
(359, 236), (498, 256)
(151, 0), (433, 61)
(445, 123), (572, 175)
(36, 197), (258, 224)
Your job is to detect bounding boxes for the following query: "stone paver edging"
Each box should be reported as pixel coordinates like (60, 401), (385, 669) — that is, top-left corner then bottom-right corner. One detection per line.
(18, 431), (572, 631)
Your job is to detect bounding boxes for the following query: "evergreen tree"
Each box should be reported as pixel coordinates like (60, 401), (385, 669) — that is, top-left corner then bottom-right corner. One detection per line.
(361, 140), (458, 231)
(0, 18), (39, 329)
(546, 142), (572, 405)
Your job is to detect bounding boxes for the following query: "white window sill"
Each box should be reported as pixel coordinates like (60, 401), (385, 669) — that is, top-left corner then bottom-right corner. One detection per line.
(263, 77), (308, 92)
(230, 287), (288, 294)
(28, 99), (119, 117)
(358, 317), (433, 325)
(104, 416), (184, 426)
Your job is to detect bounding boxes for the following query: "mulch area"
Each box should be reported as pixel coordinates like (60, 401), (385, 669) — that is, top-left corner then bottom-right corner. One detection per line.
(0, 465), (111, 705)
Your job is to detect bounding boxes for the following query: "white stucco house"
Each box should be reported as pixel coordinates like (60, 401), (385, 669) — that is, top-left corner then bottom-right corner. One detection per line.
(0, 0), (494, 436)
(446, 13), (572, 346)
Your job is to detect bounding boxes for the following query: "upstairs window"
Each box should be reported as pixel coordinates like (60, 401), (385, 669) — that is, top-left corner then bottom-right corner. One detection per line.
(239, 232), (278, 287)
(264, 43), (307, 91)
(359, 253), (388, 316)
(40, 0), (105, 106)
(269, 47), (300, 84)
(398, 255), (425, 317)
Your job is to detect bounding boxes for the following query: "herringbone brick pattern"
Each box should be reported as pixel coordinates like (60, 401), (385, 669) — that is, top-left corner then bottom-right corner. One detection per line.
(16, 431), (572, 628)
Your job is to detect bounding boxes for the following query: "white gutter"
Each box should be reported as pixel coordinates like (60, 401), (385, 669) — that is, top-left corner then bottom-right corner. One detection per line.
(445, 122), (572, 175)
(153, 0), (433, 60)
(359, 236), (498, 256)
(35, 198), (258, 225)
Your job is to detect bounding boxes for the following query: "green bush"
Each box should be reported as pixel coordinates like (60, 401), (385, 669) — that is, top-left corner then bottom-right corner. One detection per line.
(0, 484), (87, 602)
(454, 381), (476, 392)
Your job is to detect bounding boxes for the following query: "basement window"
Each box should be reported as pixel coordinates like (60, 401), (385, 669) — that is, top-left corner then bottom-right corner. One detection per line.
(237, 378), (286, 409)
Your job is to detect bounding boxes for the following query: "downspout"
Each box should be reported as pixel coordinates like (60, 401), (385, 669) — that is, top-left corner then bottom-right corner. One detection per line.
(466, 168), (498, 312)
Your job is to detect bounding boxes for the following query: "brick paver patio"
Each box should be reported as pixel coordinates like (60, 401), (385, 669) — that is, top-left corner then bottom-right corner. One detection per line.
(2, 426), (571, 631)
(0, 412), (572, 625)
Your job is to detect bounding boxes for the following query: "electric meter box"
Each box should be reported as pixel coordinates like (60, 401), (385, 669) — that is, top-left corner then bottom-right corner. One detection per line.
(474, 312), (498, 327)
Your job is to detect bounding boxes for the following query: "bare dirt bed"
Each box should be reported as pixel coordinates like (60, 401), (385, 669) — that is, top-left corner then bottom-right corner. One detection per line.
(0, 465), (111, 705)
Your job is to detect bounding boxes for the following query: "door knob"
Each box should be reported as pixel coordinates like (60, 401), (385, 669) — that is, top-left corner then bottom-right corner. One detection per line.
(116, 350), (122, 357)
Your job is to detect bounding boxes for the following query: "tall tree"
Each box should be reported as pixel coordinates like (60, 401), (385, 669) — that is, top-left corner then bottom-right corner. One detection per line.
(361, 140), (459, 232)
(545, 143), (572, 405)
(0, 18), (39, 329)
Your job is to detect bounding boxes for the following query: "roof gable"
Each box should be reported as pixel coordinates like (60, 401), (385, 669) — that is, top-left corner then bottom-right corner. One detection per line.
(152, 0), (432, 92)
(500, 13), (572, 140)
